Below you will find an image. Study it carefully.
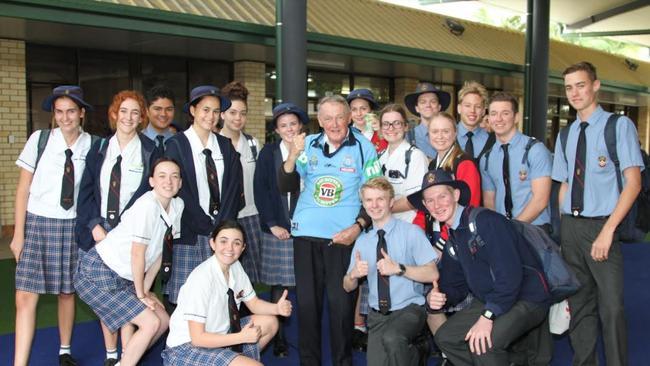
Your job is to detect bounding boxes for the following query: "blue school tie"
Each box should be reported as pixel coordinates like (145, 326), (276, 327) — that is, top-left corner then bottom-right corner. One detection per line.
(60, 149), (75, 210)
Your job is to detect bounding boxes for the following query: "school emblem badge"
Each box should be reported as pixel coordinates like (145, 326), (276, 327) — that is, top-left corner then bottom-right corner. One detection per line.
(598, 156), (607, 167)
(519, 169), (527, 181)
(313, 176), (343, 207)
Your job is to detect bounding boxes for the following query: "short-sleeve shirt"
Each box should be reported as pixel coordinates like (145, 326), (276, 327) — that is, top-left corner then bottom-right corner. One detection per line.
(481, 132), (552, 225)
(95, 191), (184, 280)
(185, 125), (225, 217)
(456, 123), (490, 159)
(291, 130), (381, 239)
(16, 128), (93, 219)
(551, 106), (644, 216)
(379, 140), (429, 223)
(413, 123), (436, 159)
(99, 134), (144, 217)
(347, 217), (438, 311)
(166, 258), (256, 348)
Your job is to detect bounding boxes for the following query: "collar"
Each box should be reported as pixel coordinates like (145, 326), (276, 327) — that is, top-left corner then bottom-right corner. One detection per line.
(311, 129), (357, 156)
(457, 122), (485, 137)
(370, 216), (397, 236)
(144, 124), (173, 139)
(576, 105), (606, 126)
(449, 204), (465, 230)
(494, 130), (523, 148)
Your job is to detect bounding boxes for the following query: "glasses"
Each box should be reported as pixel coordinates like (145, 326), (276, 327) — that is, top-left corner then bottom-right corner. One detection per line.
(381, 120), (405, 129)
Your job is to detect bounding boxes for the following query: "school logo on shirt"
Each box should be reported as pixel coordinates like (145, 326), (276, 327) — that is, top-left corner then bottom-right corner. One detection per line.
(313, 176), (343, 207)
(598, 156), (607, 167)
(519, 169), (528, 181)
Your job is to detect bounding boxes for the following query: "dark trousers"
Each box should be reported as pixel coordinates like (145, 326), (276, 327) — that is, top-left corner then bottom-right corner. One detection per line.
(293, 236), (354, 366)
(561, 215), (627, 366)
(367, 304), (426, 366)
(435, 299), (550, 366)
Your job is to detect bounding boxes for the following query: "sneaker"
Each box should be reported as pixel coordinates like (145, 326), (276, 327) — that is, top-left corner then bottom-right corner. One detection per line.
(351, 328), (368, 352)
(59, 354), (77, 366)
(104, 358), (119, 366)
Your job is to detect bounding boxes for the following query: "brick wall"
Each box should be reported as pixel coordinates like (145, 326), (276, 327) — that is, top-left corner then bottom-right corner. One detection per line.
(233, 61), (266, 143)
(0, 39), (27, 235)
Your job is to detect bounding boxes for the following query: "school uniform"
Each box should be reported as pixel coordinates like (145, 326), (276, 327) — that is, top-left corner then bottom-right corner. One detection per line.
(481, 131), (552, 225)
(143, 124), (174, 154)
(456, 124), (490, 159)
(253, 141), (298, 286)
(75, 133), (158, 251)
(163, 127), (243, 304)
(15, 128), (92, 294)
(74, 190), (183, 332)
(551, 105), (644, 366)
(413, 123), (436, 159)
(163, 258), (259, 365)
(224, 131), (262, 283)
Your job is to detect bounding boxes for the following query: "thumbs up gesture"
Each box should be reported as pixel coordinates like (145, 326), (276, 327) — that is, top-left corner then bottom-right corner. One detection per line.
(427, 280), (447, 310)
(240, 320), (262, 343)
(289, 132), (306, 158)
(351, 251), (369, 279)
(377, 248), (399, 276)
(276, 289), (293, 317)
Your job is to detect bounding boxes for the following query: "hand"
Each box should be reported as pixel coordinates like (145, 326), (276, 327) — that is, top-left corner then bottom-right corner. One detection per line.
(276, 289), (293, 317)
(147, 292), (165, 310)
(289, 133), (306, 158)
(92, 224), (107, 242)
(376, 248), (399, 276)
(591, 228), (614, 262)
(270, 226), (291, 241)
(427, 281), (447, 310)
(138, 294), (156, 310)
(240, 320), (262, 344)
(465, 315), (493, 355)
(9, 236), (24, 262)
(332, 224), (362, 246)
(351, 251), (369, 279)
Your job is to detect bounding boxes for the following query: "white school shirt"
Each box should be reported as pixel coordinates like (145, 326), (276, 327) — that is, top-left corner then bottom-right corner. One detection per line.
(95, 191), (183, 280)
(226, 132), (259, 218)
(186, 126), (225, 217)
(16, 128), (92, 219)
(99, 135), (144, 218)
(379, 140), (429, 223)
(166, 258), (256, 348)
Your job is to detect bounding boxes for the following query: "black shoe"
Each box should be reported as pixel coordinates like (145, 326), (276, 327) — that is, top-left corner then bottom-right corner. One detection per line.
(104, 358), (119, 366)
(273, 338), (289, 358)
(59, 354), (77, 366)
(352, 329), (368, 352)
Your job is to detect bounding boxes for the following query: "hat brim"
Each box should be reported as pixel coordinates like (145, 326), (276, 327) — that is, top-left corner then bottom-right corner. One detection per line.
(407, 179), (471, 211)
(273, 109), (309, 125)
(41, 94), (94, 112)
(404, 90), (451, 116)
(183, 95), (232, 114)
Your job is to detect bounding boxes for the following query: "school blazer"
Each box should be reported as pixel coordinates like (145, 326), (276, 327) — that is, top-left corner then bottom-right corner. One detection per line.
(165, 132), (243, 245)
(75, 133), (160, 251)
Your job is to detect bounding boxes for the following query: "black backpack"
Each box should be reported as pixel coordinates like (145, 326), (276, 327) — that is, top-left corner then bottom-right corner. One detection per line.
(559, 114), (650, 242)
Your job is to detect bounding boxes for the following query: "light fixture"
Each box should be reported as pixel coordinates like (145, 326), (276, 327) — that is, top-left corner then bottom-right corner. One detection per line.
(307, 72), (313, 83)
(625, 58), (638, 71)
(445, 18), (465, 36)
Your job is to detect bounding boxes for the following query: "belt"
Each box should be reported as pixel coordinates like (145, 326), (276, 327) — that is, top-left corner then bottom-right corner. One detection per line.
(370, 308), (392, 316)
(563, 214), (609, 220)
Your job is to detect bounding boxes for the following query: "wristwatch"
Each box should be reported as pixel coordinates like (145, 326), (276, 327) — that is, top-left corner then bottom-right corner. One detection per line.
(397, 263), (406, 276)
(482, 309), (496, 321)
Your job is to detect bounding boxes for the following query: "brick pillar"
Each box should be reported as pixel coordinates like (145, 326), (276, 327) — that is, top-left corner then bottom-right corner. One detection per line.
(0, 39), (27, 235)
(394, 77), (419, 122)
(233, 61), (266, 143)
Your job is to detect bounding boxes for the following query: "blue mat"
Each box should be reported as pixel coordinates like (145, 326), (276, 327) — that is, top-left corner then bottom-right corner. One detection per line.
(2, 243), (649, 365)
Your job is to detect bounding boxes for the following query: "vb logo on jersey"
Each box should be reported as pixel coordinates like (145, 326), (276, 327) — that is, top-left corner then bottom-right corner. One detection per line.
(313, 176), (343, 207)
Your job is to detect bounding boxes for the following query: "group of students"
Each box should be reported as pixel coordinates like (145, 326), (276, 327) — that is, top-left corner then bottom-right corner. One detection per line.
(11, 59), (643, 366)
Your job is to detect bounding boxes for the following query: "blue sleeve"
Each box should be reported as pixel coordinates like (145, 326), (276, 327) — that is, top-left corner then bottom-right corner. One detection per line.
(528, 143), (552, 180)
(409, 226), (438, 265)
(551, 132), (568, 183)
(616, 116), (644, 172)
(480, 154), (495, 191)
(438, 252), (469, 307)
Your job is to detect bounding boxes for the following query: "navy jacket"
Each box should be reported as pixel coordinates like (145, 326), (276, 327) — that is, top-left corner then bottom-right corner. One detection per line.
(75, 133), (159, 251)
(440, 207), (550, 317)
(165, 132), (243, 245)
(254, 141), (299, 233)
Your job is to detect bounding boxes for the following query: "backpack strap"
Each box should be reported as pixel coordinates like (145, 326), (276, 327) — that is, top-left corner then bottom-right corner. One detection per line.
(35, 128), (51, 170)
(521, 137), (541, 167)
(405, 128), (416, 146)
(403, 145), (415, 178)
(476, 131), (496, 162)
(466, 206), (488, 256)
(243, 133), (258, 161)
(482, 146), (493, 171)
(604, 114), (623, 193)
(559, 125), (570, 164)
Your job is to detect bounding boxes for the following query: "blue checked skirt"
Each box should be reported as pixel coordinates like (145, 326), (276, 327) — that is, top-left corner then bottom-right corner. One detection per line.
(238, 215), (262, 284)
(15, 213), (77, 294)
(161, 316), (260, 365)
(74, 248), (146, 332)
(164, 234), (213, 304)
(260, 232), (295, 286)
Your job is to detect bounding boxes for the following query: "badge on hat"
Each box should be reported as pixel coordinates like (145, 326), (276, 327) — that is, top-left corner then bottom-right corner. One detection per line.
(426, 172), (436, 183)
(598, 156), (607, 167)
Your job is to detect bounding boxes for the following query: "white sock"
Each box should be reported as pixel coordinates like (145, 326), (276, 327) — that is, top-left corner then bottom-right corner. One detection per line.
(354, 324), (367, 333)
(106, 348), (118, 359)
(59, 345), (71, 355)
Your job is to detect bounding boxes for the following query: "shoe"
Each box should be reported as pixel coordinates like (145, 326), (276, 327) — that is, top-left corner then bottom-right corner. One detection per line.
(273, 339), (289, 358)
(104, 358), (119, 366)
(351, 329), (368, 352)
(59, 354), (77, 366)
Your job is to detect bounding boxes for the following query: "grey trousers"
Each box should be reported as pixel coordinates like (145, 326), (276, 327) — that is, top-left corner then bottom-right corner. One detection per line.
(561, 215), (627, 366)
(366, 303), (426, 366)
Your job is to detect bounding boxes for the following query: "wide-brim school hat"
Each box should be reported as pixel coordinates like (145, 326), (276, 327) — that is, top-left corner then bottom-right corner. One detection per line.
(272, 102), (309, 125)
(407, 169), (471, 211)
(41, 85), (93, 112)
(346, 88), (379, 110)
(404, 82), (451, 116)
(182, 85), (231, 113)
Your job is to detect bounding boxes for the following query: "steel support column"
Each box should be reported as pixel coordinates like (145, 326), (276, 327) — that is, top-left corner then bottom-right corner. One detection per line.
(278, 0), (307, 109)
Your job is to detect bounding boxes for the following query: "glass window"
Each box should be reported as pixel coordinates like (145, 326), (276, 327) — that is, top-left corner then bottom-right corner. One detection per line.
(308, 70), (349, 100)
(142, 55), (187, 122)
(26, 45), (76, 84)
(352, 76), (391, 106)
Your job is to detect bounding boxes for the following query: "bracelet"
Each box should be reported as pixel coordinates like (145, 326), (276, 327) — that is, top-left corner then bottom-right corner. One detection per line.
(354, 221), (364, 232)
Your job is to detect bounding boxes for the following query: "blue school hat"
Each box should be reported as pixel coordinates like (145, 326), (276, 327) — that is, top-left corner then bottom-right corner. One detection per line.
(404, 82), (451, 116)
(41, 85), (93, 112)
(183, 85), (231, 114)
(272, 103), (309, 126)
(346, 88), (379, 110)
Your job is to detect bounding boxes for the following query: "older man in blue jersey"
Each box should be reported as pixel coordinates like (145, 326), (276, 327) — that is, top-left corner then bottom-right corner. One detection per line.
(279, 95), (381, 366)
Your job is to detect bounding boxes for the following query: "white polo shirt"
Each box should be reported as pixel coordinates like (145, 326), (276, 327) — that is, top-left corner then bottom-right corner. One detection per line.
(16, 128), (92, 219)
(166, 258), (256, 348)
(379, 140), (429, 223)
(99, 134), (144, 218)
(223, 132), (259, 219)
(185, 126), (224, 217)
(95, 190), (184, 280)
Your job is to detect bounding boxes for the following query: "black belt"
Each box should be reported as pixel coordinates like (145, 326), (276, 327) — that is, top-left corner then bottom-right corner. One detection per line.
(370, 308), (392, 316)
(563, 214), (609, 220)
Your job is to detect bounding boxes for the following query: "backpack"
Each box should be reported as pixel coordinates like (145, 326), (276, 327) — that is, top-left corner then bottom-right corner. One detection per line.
(465, 207), (580, 303)
(475, 131), (496, 163)
(560, 114), (650, 242)
(35, 129), (101, 170)
(243, 132), (258, 161)
(482, 136), (540, 172)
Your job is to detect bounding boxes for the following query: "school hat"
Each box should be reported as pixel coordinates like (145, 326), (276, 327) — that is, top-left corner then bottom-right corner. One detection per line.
(41, 85), (93, 112)
(403, 82), (451, 116)
(406, 169), (471, 211)
(183, 85), (231, 113)
(346, 88), (379, 110)
(272, 102), (309, 126)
